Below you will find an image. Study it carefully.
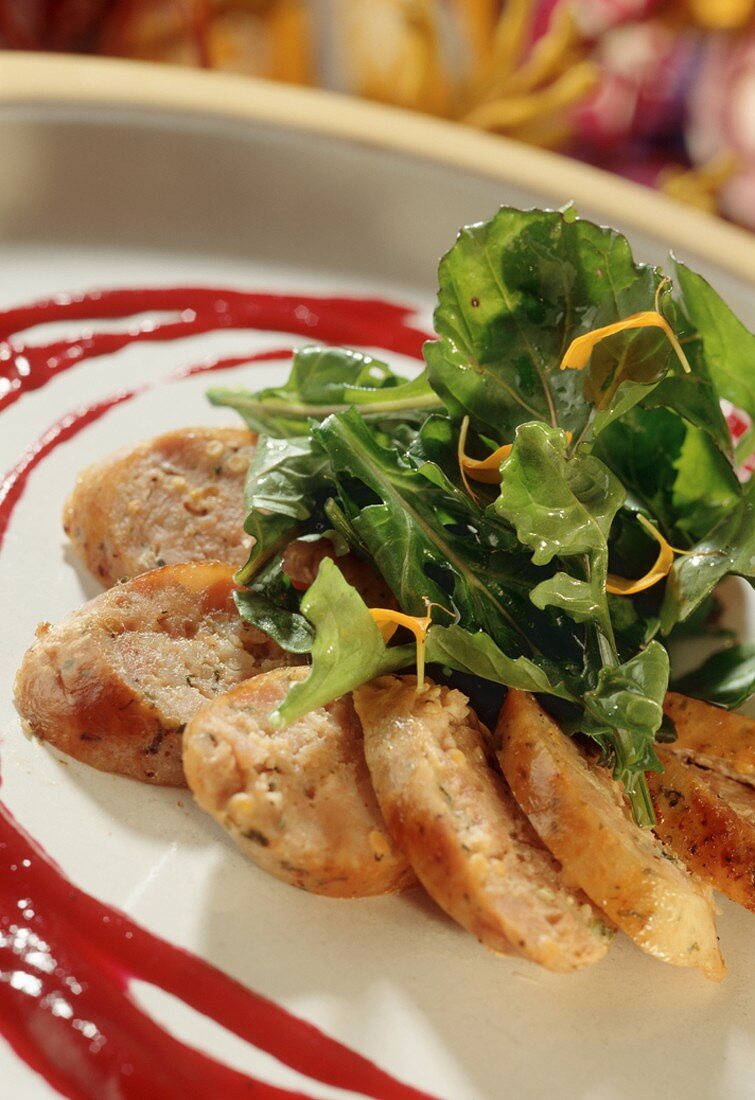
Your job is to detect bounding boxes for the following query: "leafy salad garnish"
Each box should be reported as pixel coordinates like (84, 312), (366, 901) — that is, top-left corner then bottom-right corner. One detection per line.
(209, 206), (755, 826)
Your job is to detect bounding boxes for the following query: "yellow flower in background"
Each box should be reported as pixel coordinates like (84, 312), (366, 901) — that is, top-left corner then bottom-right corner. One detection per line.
(340, 0), (451, 115)
(680, 0), (755, 29)
(340, 0), (598, 146)
(101, 0), (313, 84)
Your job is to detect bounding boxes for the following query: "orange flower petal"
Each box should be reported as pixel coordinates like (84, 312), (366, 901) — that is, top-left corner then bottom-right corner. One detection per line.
(560, 310), (691, 375)
(369, 607), (432, 684)
(457, 415), (513, 496)
(606, 515), (683, 595)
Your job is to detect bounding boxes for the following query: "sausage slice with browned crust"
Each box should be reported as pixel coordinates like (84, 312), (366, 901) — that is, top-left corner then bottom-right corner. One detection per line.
(664, 692), (755, 785)
(353, 676), (612, 972)
(14, 562), (291, 787)
(183, 668), (415, 897)
(63, 426), (255, 585)
(496, 690), (725, 981)
(281, 539), (398, 608)
(649, 749), (755, 913)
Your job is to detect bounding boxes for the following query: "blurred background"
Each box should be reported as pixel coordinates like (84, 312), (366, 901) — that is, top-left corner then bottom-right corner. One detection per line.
(1, 1), (753, 229)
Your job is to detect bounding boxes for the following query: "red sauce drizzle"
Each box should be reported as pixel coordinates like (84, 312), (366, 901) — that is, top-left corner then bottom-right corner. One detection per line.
(0, 287), (427, 413)
(0, 798), (434, 1100)
(0, 286), (435, 1099)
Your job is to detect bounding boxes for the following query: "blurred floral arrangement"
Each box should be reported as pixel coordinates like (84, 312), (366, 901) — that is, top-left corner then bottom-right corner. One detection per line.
(1, 0), (754, 228)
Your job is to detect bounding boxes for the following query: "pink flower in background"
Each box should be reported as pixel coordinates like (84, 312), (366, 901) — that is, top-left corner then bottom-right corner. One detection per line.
(575, 18), (695, 145)
(572, 0), (663, 36)
(686, 33), (755, 229)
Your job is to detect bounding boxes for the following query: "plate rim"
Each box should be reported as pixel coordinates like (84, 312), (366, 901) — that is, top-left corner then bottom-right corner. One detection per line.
(1, 50), (754, 284)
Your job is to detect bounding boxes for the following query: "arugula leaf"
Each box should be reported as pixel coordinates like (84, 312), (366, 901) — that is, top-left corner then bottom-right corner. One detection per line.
(493, 421), (669, 822)
(594, 406), (741, 545)
(425, 206), (669, 441)
(580, 642), (669, 824)
(241, 435), (328, 520)
(671, 643), (755, 709)
(314, 408), (576, 659)
(608, 593), (660, 659)
(582, 643), (669, 755)
(234, 588), (314, 654)
(675, 261), (755, 461)
(272, 559), (413, 727)
(670, 424), (743, 542)
(209, 346), (441, 437)
(236, 434), (333, 584)
(661, 477), (755, 631)
(494, 422), (624, 639)
(644, 369), (732, 459)
(210, 205), (755, 826)
(424, 623), (574, 699)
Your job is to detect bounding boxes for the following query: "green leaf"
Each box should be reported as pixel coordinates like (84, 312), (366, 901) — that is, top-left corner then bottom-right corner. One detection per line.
(314, 408), (574, 659)
(495, 423), (624, 566)
(209, 345), (441, 437)
(607, 593), (660, 658)
(530, 573), (605, 623)
(644, 368), (733, 459)
(243, 434), (331, 520)
(675, 261), (755, 461)
(670, 424), (742, 541)
(234, 588), (314, 654)
(236, 434), (333, 584)
(272, 559), (413, 726)
(594, 405), (741, 545)
(593, 407), (684, 540)
(424, 624), (575, 699)
(661, 477), (755, 631)
(494, 419), (668, 824)
(671, 643), (755, 709)
(425, 206), (669, 440)
(581, 641), (670, 825)
(583, 642), (669, 751)
(494, 421), (624, 638)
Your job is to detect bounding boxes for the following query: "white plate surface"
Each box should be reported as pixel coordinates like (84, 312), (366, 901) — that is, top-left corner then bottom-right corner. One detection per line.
(0, 61), (753, 1100)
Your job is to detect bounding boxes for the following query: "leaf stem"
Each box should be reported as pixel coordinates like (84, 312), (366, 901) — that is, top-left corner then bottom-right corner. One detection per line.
(625, 773), (656, 828)
(208, 389), (445, 419)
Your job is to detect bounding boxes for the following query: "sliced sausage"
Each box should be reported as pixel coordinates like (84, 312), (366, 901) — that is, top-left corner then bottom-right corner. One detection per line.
(63, 426), (255, 585)
(354, 676), (612, 973)
(664, 692), (755, 785)
(14, 562), (291, 787)
(649, 749), (755, 913)
(183, 668), (415, 897)
(281, 538), (398, 608)
(496, 690), (725, 981)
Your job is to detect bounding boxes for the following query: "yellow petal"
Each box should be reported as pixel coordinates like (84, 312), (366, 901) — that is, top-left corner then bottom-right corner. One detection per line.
(458, 418), (573, 495)
(606, 514), (682, 595)
(560, 310), (691, 375)
(685, 0), (754, 29)
(458, 411), (514, 487)
(457, 414), (513, 493)
(462, 443), (514, 481)
(369, 607), (432, 684)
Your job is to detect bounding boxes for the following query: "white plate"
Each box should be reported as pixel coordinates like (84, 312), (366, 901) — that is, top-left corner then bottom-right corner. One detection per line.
(0, 54), (753, 1100)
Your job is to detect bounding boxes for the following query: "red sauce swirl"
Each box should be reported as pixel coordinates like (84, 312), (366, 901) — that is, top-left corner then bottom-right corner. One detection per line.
(0, 285), (435, 1100)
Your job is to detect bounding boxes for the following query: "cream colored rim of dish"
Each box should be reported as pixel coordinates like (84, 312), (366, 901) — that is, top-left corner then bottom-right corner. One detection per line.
(1, 51), (754, 284)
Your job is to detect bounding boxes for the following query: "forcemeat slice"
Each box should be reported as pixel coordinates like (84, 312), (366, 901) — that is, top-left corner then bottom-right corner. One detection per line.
(183, 667), (416, 897)
(354, 676), (612, 973)
(496, 689), (726, 981)
(63, 426), (255, 585)
(649, 748), (755, 913)
(664, 692), (755, 785)
(14, 562), (292, 787)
